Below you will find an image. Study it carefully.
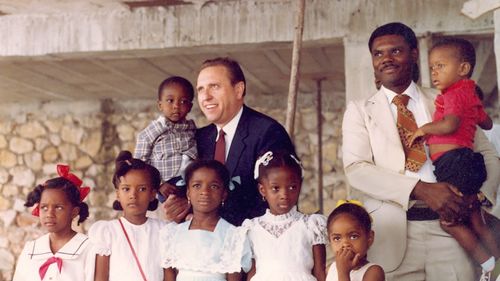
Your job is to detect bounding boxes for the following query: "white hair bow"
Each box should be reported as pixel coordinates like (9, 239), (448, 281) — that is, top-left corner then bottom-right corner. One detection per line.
(253, 151), (274, 179)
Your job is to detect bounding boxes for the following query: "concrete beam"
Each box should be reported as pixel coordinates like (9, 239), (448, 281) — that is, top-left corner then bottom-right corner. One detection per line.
(0, 0), (495, 58)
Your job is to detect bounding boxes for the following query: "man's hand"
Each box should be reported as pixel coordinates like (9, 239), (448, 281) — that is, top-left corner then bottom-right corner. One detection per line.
(412, 181), (464, 222)
(409, 128), (426, 147)
(159, 182), (181, 198)
(163, 195), (190, 223)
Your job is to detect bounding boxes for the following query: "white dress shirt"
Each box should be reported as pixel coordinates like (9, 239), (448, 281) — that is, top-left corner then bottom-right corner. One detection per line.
(216, 106), (243, 161)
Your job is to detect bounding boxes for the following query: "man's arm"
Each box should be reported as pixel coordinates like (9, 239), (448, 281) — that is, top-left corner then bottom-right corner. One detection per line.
(259, 122), (295, 155)
(342, 101), (417, 209)
(474, 128), (500, 207)
(342, 101), (464, 219)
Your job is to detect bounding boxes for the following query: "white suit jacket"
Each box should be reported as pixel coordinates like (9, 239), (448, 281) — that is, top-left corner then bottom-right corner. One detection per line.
(342, 85), (500, 272)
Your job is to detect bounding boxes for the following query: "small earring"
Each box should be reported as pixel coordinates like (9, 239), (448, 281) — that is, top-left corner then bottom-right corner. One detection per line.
(262, 196), (266, 202)
(221, 201), (225, 207)
(187, 198), (191, 205)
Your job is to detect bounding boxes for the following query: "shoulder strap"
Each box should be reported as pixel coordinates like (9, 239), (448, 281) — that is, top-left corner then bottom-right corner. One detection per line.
(118, 218), (148, 281)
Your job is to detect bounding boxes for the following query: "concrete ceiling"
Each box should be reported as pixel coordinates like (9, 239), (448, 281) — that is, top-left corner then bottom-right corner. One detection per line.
(0, 0), (345, 103)
(0, 43), (345, 102)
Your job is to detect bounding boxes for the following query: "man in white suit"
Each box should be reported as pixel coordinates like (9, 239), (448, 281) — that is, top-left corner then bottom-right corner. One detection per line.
(342, 22), (500, 281)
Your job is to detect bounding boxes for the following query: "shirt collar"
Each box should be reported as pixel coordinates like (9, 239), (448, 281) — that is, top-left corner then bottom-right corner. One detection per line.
(29, 233), (90, 260)
(217, 106), (243, 138)
(382, 81), (419, 104)
(442, 79), (474, 95)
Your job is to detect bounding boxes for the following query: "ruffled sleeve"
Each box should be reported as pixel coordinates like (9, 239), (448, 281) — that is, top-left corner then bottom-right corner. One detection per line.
(219, 224), (252, 273)
(305, 214), (327, 245)
(159, 222), (178, 269)
(241, 218), (256, 259)
(88, 220), (113, 256)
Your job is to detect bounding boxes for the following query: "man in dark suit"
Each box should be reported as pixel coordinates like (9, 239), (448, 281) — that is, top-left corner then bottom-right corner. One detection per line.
(164, 57), (294, 226)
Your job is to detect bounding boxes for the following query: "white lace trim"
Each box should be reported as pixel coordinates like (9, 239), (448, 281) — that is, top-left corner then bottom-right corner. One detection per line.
(304, 214), (328, 245)
(254, 208), (327, 243)
(258, 208), (301, 238)
(260, 207), (300, 222)
(161, 220), (249, 273)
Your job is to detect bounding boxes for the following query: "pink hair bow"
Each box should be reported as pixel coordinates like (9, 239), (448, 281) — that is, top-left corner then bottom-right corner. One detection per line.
(31, 164), (90, 217)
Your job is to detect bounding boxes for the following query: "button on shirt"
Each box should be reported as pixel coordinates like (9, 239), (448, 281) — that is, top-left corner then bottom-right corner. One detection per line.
(382, 82), (436, 184)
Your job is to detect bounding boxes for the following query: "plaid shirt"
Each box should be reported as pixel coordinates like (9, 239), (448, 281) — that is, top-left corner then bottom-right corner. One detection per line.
(134, 116), (197, 181)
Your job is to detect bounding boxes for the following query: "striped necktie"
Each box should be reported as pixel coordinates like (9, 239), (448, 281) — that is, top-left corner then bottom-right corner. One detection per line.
(392, 94), (427, 172)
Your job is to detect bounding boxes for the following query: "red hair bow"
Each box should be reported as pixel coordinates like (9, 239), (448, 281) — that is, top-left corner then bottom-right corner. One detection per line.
(31, 164), (91, 217)
(56, 164), (90, 202)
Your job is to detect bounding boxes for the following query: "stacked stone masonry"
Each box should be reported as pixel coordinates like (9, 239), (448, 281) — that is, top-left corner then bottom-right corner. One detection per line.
(0, 93), (347, 280)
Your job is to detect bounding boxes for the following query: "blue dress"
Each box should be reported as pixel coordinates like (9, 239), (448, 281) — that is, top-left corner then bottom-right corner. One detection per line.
(159, 218), (251, 281)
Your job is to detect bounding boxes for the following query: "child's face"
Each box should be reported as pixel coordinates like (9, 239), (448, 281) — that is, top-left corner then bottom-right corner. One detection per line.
(258, 167), (301, 215)
(116, 169), (156, 219)
(429, 46), (469, 91)
(328, 214), (374, 262)
(187, 167), (227, 215)
(39, 188), (79, 235)
(158, 83), (193, 123)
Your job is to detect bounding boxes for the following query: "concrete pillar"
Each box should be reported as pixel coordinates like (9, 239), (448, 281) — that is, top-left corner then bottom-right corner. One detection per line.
(418, 33), (432, 88)
(495, 9), (500, 107)
(344, 37), (377, 103)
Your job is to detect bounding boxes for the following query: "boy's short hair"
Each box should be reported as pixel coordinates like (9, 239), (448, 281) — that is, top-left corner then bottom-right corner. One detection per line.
(431, 38), (476, 78)
(158, 76), (195, 101)
(368, 22), (418, 52)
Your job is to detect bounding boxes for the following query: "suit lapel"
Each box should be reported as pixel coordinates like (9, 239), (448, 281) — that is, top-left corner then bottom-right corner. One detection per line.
(200, 125), (217, 159)
(226, 106), (249, 175)
(365, 90), (404, 149)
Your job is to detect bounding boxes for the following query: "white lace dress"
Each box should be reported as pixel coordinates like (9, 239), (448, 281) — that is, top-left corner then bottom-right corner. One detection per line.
(242, 208), (327, 281)
(326, 262), (379, 281)
(159, 218), (252, 281)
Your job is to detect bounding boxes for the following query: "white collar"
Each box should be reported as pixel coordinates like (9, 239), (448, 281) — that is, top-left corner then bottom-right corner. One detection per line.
(382, 81), (420, 105)
(28, 233), (90, 260)
(216, 106), (243, 139)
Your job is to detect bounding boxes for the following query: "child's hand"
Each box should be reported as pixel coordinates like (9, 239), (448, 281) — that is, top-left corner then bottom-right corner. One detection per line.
(335, 246), (361, 278)
(409, 128), (426, 147)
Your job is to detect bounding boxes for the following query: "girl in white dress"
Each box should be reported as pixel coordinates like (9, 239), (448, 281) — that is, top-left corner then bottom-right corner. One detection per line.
(13, 164), (94, 281)
(325, 201), (385, 281)
(243, 150), (327, 281)
(90, 151), (167, 281)
(159, 160), (252, 281)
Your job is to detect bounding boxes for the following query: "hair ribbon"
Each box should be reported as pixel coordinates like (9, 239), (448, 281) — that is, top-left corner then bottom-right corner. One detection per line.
(253, 151), (273, 179)
(335, 199), (363, 208)
(31, 164), (90, 217)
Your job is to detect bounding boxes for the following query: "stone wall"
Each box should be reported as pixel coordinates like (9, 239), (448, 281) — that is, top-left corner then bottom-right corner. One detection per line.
(0, 91), (347, 280)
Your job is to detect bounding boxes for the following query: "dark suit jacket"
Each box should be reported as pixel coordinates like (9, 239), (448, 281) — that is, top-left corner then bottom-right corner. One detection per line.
(196, 105), (295, 225)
